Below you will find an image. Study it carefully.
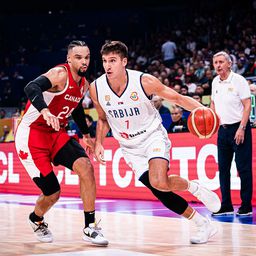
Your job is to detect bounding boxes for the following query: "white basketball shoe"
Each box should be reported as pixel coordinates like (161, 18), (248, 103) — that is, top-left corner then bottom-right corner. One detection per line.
(29, 219), (53, 243)
(190, 218), (218, 244)
(191, 180), (221, 213)
(83, 222), (109, 246)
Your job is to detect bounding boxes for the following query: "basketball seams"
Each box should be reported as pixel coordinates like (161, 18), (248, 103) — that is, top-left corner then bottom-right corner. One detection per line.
(188, 107), (219, 139)
(207, 108), (218, 138)
(191, 108), (205, 138)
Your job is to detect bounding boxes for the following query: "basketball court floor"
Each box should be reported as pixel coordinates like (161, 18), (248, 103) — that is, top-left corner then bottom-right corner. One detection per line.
(1, 193), (256, 256)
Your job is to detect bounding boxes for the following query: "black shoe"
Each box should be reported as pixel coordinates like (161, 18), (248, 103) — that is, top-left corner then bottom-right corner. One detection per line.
(236, 206), (252, 216)
(211, 206), (234, 216)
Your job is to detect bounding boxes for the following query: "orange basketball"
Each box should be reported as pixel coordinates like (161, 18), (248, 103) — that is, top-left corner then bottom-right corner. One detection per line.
(187, 107), (219, 139)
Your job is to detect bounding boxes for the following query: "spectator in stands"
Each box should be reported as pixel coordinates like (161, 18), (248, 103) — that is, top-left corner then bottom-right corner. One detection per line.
(173, 83), (182, 94)
(180, 85), (189, 96)
(0, 109), (6, 119)
(163, 77), (171, 87)
(151, 95), (171, 115)
(168, 106), (189, 133)
(82, 90), (93, 109)
(235, 58), (247, 75)
(195, 85), (205, 97)
(192, 93), (203, 104)
(2, 81), (14, 107)
(12, 108), (21, 118)
(176, 67), (185, 84)
(161, 33), (177, 67)
(201, 69), (213, 95)
(184, 73), (197, 95)
(194, 61), (205, 83)
(247, 79), (256, 95)
(0, 125), (10, 142)
(211, 51), (252, 216)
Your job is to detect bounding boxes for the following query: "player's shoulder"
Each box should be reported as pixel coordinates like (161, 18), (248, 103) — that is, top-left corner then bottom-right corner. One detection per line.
(45, 66), (67, 78)
(95, 73), (107, 83)
(141, 72), (157, 84)
(43, 66), (67, 85)
(127, 68), (143, 77)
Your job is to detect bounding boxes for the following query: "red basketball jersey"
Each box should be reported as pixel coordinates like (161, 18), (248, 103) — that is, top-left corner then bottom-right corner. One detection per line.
(21, 63), (86, 131)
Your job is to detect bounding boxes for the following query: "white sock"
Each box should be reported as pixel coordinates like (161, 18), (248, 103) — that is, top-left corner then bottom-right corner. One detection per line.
(187, 181), (199, 194)
(189, 210), (206, 226)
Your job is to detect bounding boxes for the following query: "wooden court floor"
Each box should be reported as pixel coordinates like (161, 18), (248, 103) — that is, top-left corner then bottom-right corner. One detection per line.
(1, 196), (256, 256)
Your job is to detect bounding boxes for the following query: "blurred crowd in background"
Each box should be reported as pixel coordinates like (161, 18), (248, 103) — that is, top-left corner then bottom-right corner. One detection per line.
(1, 0), (256, 142)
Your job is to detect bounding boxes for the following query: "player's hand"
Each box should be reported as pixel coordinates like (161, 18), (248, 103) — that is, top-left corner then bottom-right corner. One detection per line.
(41, 108), (60, 131)
(83, 134), (95, 155)
(94, 142), (106, 165)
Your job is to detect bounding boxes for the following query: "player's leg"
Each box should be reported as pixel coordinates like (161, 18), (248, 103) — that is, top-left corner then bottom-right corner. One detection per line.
(32, 172), (61, 217)
(139, 170), (217, 244)
(144, 127), (221, 213)
(148, 158), (221, 213)
(29, 171), (60, 242)
(15, 125), (58, 242)
(53, 138), (108, 246)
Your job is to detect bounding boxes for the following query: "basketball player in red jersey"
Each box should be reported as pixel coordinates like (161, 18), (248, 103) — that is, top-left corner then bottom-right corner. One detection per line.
(15, 40), (108, 246)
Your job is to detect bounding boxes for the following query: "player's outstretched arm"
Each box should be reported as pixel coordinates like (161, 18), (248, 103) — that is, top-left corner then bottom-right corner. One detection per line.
(142, 74), (204, 111)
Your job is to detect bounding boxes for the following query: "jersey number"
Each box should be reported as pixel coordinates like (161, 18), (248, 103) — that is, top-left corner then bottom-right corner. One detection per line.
(125, 120), (129, 129)
(57, 106), (74, 119)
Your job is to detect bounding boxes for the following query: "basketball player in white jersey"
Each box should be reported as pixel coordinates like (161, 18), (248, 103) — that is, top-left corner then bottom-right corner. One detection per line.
(15, 41), (108, 246)
(90, 41), (221, 244)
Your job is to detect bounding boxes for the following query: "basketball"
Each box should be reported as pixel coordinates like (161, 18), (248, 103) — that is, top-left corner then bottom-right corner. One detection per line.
(187, 107), (219, 139)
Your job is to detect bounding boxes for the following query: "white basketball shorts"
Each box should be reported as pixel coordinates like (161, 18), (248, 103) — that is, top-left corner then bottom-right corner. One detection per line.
(121, 125), (171, 178)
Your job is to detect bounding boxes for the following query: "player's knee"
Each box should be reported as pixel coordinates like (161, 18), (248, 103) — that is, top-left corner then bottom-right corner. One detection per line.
(33, 171), (60, 196)
(73, 157), (94, 179)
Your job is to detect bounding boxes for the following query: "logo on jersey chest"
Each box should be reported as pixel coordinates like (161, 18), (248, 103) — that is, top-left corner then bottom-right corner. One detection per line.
(130, 92), (138, 101)
(64, 94), (81, 103)
(105, 95), (111, 106)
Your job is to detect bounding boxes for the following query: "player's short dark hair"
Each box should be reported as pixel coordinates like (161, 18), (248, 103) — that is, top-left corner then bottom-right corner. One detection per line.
(67, 40), (88, 52)
(100, 41), (128, 59)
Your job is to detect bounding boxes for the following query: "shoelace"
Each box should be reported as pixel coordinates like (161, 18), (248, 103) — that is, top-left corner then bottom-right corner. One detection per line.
(34, 222), (50, 235)
(88, 219), (104, 237)
(93, 219), (102, 231)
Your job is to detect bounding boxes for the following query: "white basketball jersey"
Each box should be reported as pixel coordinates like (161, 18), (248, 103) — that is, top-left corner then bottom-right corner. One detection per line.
(95, 69), (163, 146)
